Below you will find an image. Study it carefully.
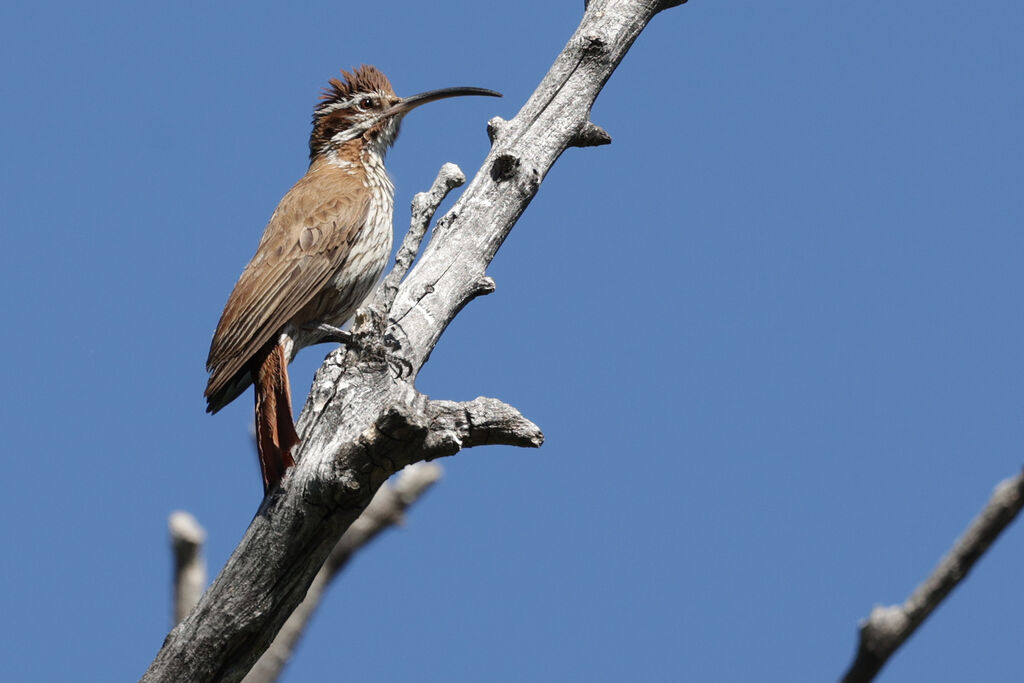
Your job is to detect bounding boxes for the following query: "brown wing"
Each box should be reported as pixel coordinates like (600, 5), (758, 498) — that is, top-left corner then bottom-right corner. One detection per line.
(205, 163), (369, 409)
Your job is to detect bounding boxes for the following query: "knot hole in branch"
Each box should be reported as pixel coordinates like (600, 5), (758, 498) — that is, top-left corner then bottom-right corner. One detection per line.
(491, 153), (521, 182)
(579, 31), (609, 57)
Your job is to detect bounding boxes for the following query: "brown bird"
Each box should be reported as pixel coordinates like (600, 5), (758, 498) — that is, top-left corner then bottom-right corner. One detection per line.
(205, 66), (500, 493)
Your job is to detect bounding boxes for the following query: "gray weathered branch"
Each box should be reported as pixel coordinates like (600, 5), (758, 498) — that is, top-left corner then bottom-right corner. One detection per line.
(143, 1), (680, 680)
(841, 468), (1024, 683)
(166, 466), (442, 681)
(377, 163), (466, 312)
(243, 463), (443, 683)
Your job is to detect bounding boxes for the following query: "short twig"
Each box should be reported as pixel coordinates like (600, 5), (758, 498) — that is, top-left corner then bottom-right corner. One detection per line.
(169, 511), (207, 626)
(376, 163), (466, 313)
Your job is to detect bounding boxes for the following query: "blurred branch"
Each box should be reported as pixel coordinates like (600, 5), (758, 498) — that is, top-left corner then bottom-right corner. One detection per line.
(243, 463), (442, 683)
(169, 511), (207, 625)
(165, 464), (441, 682)
(144, 1), (679, 680)
(841, 468), (1024, 683)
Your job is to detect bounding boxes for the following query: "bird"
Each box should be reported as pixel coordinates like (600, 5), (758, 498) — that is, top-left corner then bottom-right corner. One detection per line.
(205, 65), (500, 493)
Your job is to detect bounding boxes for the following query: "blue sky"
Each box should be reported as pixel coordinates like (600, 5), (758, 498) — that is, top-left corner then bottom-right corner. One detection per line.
(2, 1), (1023, 681)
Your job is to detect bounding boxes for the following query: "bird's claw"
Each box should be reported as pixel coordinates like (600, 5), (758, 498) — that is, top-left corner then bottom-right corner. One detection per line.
(307, 312), (409, 377)
(387, 355), (413, 380)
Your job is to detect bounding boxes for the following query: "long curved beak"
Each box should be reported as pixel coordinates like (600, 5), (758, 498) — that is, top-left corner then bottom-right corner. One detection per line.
(383, 87), (502, 118)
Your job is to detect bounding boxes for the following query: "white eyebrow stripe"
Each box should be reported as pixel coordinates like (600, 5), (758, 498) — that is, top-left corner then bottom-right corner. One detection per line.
(316, 90), (389, 115)
(317, 95), (361, 115)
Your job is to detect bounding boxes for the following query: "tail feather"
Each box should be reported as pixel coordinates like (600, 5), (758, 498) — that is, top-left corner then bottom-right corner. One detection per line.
(253, 343), (300, 493)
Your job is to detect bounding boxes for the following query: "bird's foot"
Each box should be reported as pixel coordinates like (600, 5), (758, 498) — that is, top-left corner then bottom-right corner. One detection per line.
(306, 311), (410, 378)
(387, 354), (413, 380)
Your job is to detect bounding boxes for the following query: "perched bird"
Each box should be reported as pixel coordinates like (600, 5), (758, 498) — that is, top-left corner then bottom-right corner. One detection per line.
(205, 66), (500, 493)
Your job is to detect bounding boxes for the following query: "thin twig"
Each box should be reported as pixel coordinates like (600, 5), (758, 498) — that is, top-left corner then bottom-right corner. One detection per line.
(841, 468), (1024, 682)
(376, 163), (466, 313)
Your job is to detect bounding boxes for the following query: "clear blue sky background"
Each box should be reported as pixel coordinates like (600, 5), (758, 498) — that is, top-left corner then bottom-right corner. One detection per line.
(1, 1), (1022, 681)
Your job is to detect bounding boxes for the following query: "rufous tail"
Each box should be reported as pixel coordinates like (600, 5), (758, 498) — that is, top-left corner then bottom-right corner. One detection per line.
(253, 343), (300, 493)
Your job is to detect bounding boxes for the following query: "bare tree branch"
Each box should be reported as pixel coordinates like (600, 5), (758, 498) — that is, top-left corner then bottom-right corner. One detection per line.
(243, 463), (443, 683)
(143, 1), (681, 680)
(169, 511), (207, 626)
(841, 468), (1024, 683)
(377, 163), (466, 313)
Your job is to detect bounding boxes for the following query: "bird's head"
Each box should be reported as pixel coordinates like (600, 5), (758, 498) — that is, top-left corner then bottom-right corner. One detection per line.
(309, 65), (501, 163)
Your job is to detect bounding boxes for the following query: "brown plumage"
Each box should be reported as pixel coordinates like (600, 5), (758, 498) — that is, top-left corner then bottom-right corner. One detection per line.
(205, 66), (501, 493)
(205, 153), (374, 411)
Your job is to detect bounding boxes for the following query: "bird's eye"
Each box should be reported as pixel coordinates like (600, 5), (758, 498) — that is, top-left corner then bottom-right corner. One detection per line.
(360, 98), (374, 109)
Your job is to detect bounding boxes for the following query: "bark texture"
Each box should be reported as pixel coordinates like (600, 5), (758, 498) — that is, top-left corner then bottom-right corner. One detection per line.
(142, 1), (683, 680)
(243, 463), (442, 683)
(168, 466), (441, 683)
